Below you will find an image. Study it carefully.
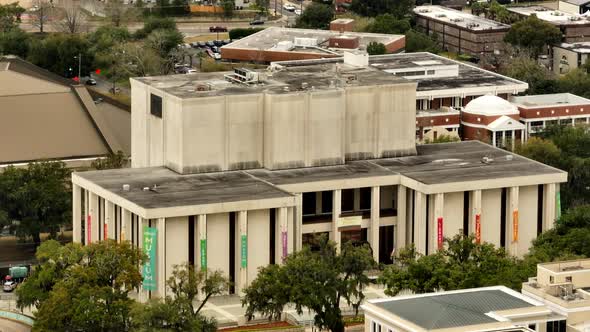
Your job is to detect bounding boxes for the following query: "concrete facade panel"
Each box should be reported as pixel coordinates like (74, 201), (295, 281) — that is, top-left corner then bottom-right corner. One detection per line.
(518, 185), (538, 255)
(227, 94), (264, 170)
(264, 93), (306, 169)
(482, 189), (502, 247)
(247, 209), (270, 284)
(165, 216), (189, 288)
(207, 213), (230, 277)
(308, 90), (346, 166)
(443, 191), (464, 239)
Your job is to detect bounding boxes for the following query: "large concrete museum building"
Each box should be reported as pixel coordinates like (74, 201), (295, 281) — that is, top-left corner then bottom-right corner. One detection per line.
(71, 53), (567, 299)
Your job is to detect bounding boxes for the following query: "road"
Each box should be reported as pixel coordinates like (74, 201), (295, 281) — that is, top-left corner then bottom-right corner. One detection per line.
(0, 319), (31, 332)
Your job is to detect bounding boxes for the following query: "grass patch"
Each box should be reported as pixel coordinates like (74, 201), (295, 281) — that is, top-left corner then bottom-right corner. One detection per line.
(344, 315), (364, 327)
(220, 321), (299, 332)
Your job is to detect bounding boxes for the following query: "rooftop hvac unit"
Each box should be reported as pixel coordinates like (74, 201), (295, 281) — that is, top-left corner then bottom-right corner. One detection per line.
(436, 13), (446, 17)
(467, 23), (480, 28)
(294, 37), (318, 47)
(224, 68), (264, 84)
(535, 7), (548, 11)
(418, 8), (431, 13)
(450, 18), (464, 22)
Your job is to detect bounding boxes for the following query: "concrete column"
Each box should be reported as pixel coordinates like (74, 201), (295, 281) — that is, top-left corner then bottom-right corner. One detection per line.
(511, 130), (515, 150)
(543, 183), (557, 231)
(84, 190), (89, 245)
(507, 187), (519, 256)
(137, 217), (145, 301)
(236, 211), (248, 295)
(105, 201), (115, 240)
(492, 131), (497, 147)
(277, 207), (288, 264)
(331, 189), (342, 253)
(396, 185), (407, 250)
(315, 192), (322, 215)
(89, 192), (99, 244)
(429, 193), (444, 253)
(121, 209), (131, 242)
(99, 198), (104, 241)
(72, 184), (82, 243)
(157, 217), (166, 298)
(502, 131), (506, 147)
(413, 191), (427, 255)
(370, 186), (380, 262)
(197, 215), (206, 271)
(294, 194), (303, 251)
(469, 190), (482, 241)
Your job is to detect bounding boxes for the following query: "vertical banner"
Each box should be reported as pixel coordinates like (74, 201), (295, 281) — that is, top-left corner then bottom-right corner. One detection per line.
(556, 191), (562, 220)
(512, 210), (519, 242)
(142, 227), (157, 291)
(104, 222), (108, 241)
(437, 217), (443, 250)
(241, 235), (247, 268)
(475, 214), (481, 244)
(281, 231), (288, 259)
(200, 239), (207, 271)
(87, 215), (91, 244)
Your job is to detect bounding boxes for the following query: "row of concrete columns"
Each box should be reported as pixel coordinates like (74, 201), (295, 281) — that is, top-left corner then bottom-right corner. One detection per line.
(410, 184), (559, 256)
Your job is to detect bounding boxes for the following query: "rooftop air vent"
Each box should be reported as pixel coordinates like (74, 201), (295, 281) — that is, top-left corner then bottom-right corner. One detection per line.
(122, 184), (130, 191)
(481, 156), (494, 164)
(418, 8), (431, 13)
(535, 7), (548, 11)
(436, 13), (446, 17)
(450, 18), (464, 22)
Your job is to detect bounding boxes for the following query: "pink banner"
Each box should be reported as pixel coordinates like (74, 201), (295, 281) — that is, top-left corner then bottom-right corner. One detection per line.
(282, 231), (288, 259)
(475, 214), (481, 244)
(104, 222), (108, 241)
(87, 215), (91, 244)
(437, 217), (443, 250)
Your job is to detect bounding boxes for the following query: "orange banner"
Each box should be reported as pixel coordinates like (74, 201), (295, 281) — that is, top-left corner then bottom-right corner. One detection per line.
(512, 210), (519, 242)
(475, 214), (481, 244)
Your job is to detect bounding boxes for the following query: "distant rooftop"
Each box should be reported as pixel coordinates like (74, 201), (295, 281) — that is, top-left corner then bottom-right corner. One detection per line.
(367, 287), (541, 330)
(508, 6), (590, 25)
(222, 27), (404, 54)
(414, 5), (510, 31)
(556, 41), (590, 53)
(511, 93), (590, 108)
(539, 259), (590, 273)
(135, 52), (527, 100)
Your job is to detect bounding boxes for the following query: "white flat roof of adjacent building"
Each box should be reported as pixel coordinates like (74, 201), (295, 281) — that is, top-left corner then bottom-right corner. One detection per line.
(414, 5), (510, 31)
(511, 93), (590, 108)
(508, 6), (590, 25)
(556, 41), (590, 53)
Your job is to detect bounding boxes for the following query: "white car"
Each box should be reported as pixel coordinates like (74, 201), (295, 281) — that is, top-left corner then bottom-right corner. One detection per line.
(186, 69), (197, 74)
(283, 4), (296, 11)
(213, 53), (222, 60)
(3, 280), (16, 292)
(295, 8), (302, 15)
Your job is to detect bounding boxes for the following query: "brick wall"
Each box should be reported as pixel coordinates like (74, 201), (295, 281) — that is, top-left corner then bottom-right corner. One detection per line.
(416, 114), (461, 127)
(461, 112), (519, 125)
(518, 104), (590, 119)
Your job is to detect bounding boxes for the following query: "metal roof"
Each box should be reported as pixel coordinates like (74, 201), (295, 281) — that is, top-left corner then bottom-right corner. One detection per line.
(373, 289), (536, 330)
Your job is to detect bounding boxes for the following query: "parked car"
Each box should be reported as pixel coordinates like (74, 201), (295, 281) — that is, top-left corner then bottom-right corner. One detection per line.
(209, 26), (227, 32)
(109, 87), (121, 94)
(283, 3), (295, 11)
(295, 8), (302, 15)
(186, 69), (197, 74)
(213, 53), (221, 60)
(197, 41), (206, 47)
(211, 46), (219, 53)
(206, 49), (215, 58)
(3, 280), (16, 292)
(85, 78), (97, 86)
(213, 39), (223, 47)
(249, 19), (264, 25)
(206, 41), (215, 47)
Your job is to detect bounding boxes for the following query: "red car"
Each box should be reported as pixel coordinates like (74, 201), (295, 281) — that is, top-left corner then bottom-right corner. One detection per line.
(209, 26), (227, 32)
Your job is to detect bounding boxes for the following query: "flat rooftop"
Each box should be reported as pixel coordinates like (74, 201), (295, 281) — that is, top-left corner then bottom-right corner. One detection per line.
(74, 167), (293, 209)
(511, 93), (590, 108)
(74, 141), (566, 209)
(508, 6), (590, 25)
(539, 259), (590, 273)
(369, 287), (539, 330)
(414, 5), (510, 30)
(133, 60), (408, 99)
(274, 52), (528, 94)
(416, 108), (461, 117)
(556, 41), (590, 53)
(222, 27), (404, 53)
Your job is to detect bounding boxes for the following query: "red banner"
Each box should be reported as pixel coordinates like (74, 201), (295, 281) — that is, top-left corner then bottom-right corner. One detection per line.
(104, 222), (108, 241)
(475, 214), (481, 244)
(437, 217), (443, 250)
(513, 210), (519, 242)
(87, 215), (91, 244)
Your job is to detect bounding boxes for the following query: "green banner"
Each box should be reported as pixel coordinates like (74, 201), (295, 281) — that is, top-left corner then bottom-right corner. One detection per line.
(200, 239), (207, 271)
(142, 227), (157, 291)
(556, 191), (562, 220)
(241, 235), (247, 268)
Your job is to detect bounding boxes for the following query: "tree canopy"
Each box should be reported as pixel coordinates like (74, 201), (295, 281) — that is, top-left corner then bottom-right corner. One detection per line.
(0, 2), (25, 32)
(350, 0), (414, 18)
(19, 240), (145, 332)
(296, 3), (334, 29)
(405, 30), (440, 53)
(243, 235), (376, 332)
(367, 42), (387, 55)
(380, 235), (531, 296)
(504, 15), (562, 57)
(364, 14), (411, 34)
(0, 162), (71, 245)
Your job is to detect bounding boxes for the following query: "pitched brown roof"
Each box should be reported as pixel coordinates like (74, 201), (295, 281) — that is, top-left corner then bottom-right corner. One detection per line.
(0, 56), (130, 165)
